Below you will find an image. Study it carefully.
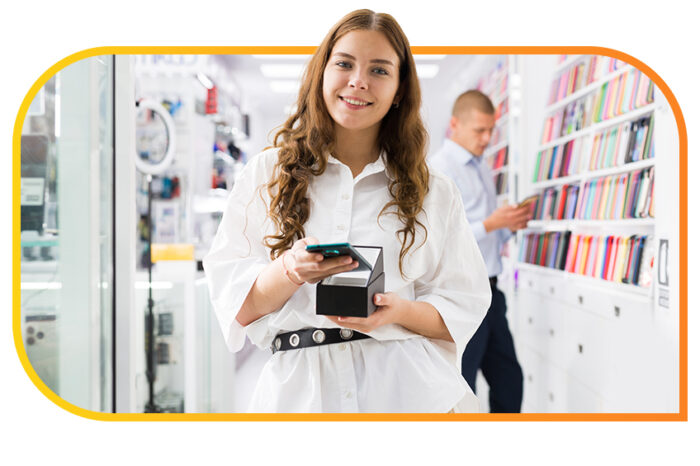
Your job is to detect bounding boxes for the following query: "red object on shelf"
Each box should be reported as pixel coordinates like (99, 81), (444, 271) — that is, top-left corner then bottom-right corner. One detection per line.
(206, 86), (218, 114)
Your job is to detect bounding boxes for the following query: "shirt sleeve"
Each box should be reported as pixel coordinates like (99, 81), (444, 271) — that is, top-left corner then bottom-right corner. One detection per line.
(499, 227), (513, 244)
(413, 179), (492, 369)
(465, 206), (516, 247)
(469, 219), (487, 242)
(202, 153), (273, 353)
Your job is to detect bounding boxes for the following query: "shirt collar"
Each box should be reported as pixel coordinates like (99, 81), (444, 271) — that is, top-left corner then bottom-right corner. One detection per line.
(327, 151), (392, 180)
(442, 138), (481, 166)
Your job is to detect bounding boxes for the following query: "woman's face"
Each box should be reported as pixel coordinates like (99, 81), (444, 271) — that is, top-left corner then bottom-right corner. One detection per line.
(322, 29), (401, 134)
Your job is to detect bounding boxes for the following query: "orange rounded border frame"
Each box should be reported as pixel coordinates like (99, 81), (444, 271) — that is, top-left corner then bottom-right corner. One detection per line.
(12, 46), (688, 422)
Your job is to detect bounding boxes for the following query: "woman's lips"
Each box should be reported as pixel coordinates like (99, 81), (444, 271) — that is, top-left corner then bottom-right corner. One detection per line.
(340, 96), (372, 109)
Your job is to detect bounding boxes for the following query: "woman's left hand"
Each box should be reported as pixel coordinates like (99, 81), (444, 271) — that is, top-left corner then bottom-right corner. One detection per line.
(324, 292), (404, 333)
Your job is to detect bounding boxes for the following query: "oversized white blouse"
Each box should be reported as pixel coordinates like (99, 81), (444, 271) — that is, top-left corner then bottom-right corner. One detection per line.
(203, 148), (491, 413)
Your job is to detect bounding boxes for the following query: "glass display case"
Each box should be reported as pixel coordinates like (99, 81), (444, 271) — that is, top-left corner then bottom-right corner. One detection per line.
(20, 56), (115, 411)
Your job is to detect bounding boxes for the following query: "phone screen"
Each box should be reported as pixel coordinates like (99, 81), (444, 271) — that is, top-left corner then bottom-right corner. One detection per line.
(305, 243), (372, 271)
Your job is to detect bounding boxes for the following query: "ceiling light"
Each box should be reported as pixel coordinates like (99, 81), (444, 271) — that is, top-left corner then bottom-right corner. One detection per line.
(253, 55), (311, 60)
(260, 64), (305, 79)
(416, 64), (440, 79)
(413, 54), (447, 61)
(270, 80), (300, 93)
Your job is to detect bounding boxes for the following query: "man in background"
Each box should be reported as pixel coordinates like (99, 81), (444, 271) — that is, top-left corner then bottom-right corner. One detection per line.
(429, 90), (531, 413)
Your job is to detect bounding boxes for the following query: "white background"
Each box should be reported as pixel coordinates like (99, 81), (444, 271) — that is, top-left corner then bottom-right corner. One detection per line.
(1, 0), (696, 463)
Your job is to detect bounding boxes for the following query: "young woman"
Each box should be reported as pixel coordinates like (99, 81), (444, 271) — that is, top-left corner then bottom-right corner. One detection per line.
(203, 9), (491, 413)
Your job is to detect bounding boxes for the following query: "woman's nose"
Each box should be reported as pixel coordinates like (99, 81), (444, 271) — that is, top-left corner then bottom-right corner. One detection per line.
(348, 71), (368, 90)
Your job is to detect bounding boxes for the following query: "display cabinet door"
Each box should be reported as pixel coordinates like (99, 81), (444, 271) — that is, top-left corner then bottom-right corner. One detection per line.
(20, 55), (115, 412)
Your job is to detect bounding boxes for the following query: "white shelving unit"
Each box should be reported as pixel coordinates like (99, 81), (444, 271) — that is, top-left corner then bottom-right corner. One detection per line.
(484, 57), (524, 309)
(531, 156), (657, 190)
(512, 55), (679, 413)
(543, 64), (635, 114)
(539, 102), (658, 152)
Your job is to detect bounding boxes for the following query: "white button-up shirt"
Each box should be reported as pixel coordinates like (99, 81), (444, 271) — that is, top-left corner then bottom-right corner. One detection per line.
(429, 139), (512, 277)
(203, 148), (491, 413)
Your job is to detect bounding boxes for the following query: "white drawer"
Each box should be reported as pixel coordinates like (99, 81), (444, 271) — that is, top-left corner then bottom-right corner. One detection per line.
(513, 291), (571, 366)
(562, 306), (614, 395)
(542, 363), (569, 413)
(543, 306), (573, 370)
(517, 344), (545, 413)
(520, 346), (604, 413)
(519, 268), (568, 303)
(564, 286), (611, 317)
(603, 299), (665, 412)
(514, 292), (548, 356)
(517, 268), (538, 293)
(566, 374), (604, 413)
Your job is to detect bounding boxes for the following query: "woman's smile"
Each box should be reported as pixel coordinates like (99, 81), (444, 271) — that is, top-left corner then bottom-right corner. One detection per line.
(340, 95), (373, 109)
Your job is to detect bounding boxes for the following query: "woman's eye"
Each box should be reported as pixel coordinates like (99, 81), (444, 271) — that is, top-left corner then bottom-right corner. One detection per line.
(336, 61), (351, 69)
(373, 67), (389, 75)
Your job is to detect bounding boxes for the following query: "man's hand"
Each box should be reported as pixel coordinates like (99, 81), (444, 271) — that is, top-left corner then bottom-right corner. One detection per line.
(483, 204), (532, 233)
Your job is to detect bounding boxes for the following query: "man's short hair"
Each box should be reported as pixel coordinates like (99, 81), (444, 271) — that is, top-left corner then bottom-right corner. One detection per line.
(452, 90), (495, 118)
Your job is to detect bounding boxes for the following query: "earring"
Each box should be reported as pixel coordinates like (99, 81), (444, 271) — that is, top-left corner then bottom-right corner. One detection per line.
(393, 102), (399, 109)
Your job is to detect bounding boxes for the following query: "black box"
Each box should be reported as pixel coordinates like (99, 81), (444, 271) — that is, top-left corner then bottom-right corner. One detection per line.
(315, 246), (384, 318)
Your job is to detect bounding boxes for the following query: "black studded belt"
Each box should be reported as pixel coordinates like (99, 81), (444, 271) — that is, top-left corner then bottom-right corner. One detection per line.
(271, 327), (371, 354)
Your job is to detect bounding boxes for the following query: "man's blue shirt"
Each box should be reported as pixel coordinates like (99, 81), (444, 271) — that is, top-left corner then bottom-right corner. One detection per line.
(429, 139), (511, 277)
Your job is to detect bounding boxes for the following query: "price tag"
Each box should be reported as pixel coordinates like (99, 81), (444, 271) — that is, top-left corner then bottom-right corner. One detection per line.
(21, 178), (45, 206)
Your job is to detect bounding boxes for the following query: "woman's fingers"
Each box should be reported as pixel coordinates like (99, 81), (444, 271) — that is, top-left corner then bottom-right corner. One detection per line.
(297, 254), (356, 272)
(324, 307), (388, 333)
(324, 315), (368, 333)
(306, 261), (359, 282)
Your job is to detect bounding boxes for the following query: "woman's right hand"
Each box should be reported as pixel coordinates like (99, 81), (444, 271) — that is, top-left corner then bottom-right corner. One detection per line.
(285, 237), (359, 284)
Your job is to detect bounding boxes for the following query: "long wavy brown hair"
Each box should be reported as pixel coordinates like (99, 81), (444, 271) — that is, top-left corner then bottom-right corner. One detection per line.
(263, 9), (429, 278)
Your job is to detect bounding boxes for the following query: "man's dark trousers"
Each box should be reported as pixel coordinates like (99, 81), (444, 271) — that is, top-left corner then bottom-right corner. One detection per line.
(462, 278), (523, 413)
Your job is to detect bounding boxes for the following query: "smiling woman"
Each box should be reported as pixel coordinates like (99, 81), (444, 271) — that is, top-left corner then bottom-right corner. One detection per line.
(322, 30), (401, 144)
(202, 9), (492, 413)
(264, 11), (427, 274)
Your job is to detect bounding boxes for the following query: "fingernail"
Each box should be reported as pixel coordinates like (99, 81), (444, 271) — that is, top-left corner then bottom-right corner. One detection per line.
(375, 295), (382, 304)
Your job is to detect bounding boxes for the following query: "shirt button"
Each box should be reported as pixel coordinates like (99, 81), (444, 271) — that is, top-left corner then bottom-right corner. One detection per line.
(336, 224), (346, 231)
(345, 391), (353, 399)
(341, 193), (350, 200)
(338, 343), (347, 351)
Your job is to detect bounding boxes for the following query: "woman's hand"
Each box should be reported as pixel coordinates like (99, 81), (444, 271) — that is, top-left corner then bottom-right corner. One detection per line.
(286, 237), (359, 284)
(324, 292), (403, 333)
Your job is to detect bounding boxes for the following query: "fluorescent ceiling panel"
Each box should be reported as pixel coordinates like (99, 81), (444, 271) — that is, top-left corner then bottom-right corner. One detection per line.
(270, 80), (301, 93)
(416, 64), (440, 79)
(260, 64), (305, 79)
(413, 54), (447, 61)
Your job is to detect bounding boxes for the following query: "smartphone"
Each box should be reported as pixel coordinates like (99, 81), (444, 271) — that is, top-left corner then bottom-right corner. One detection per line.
(517, 194), (538, 209)
(305, 242), (373, 271)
